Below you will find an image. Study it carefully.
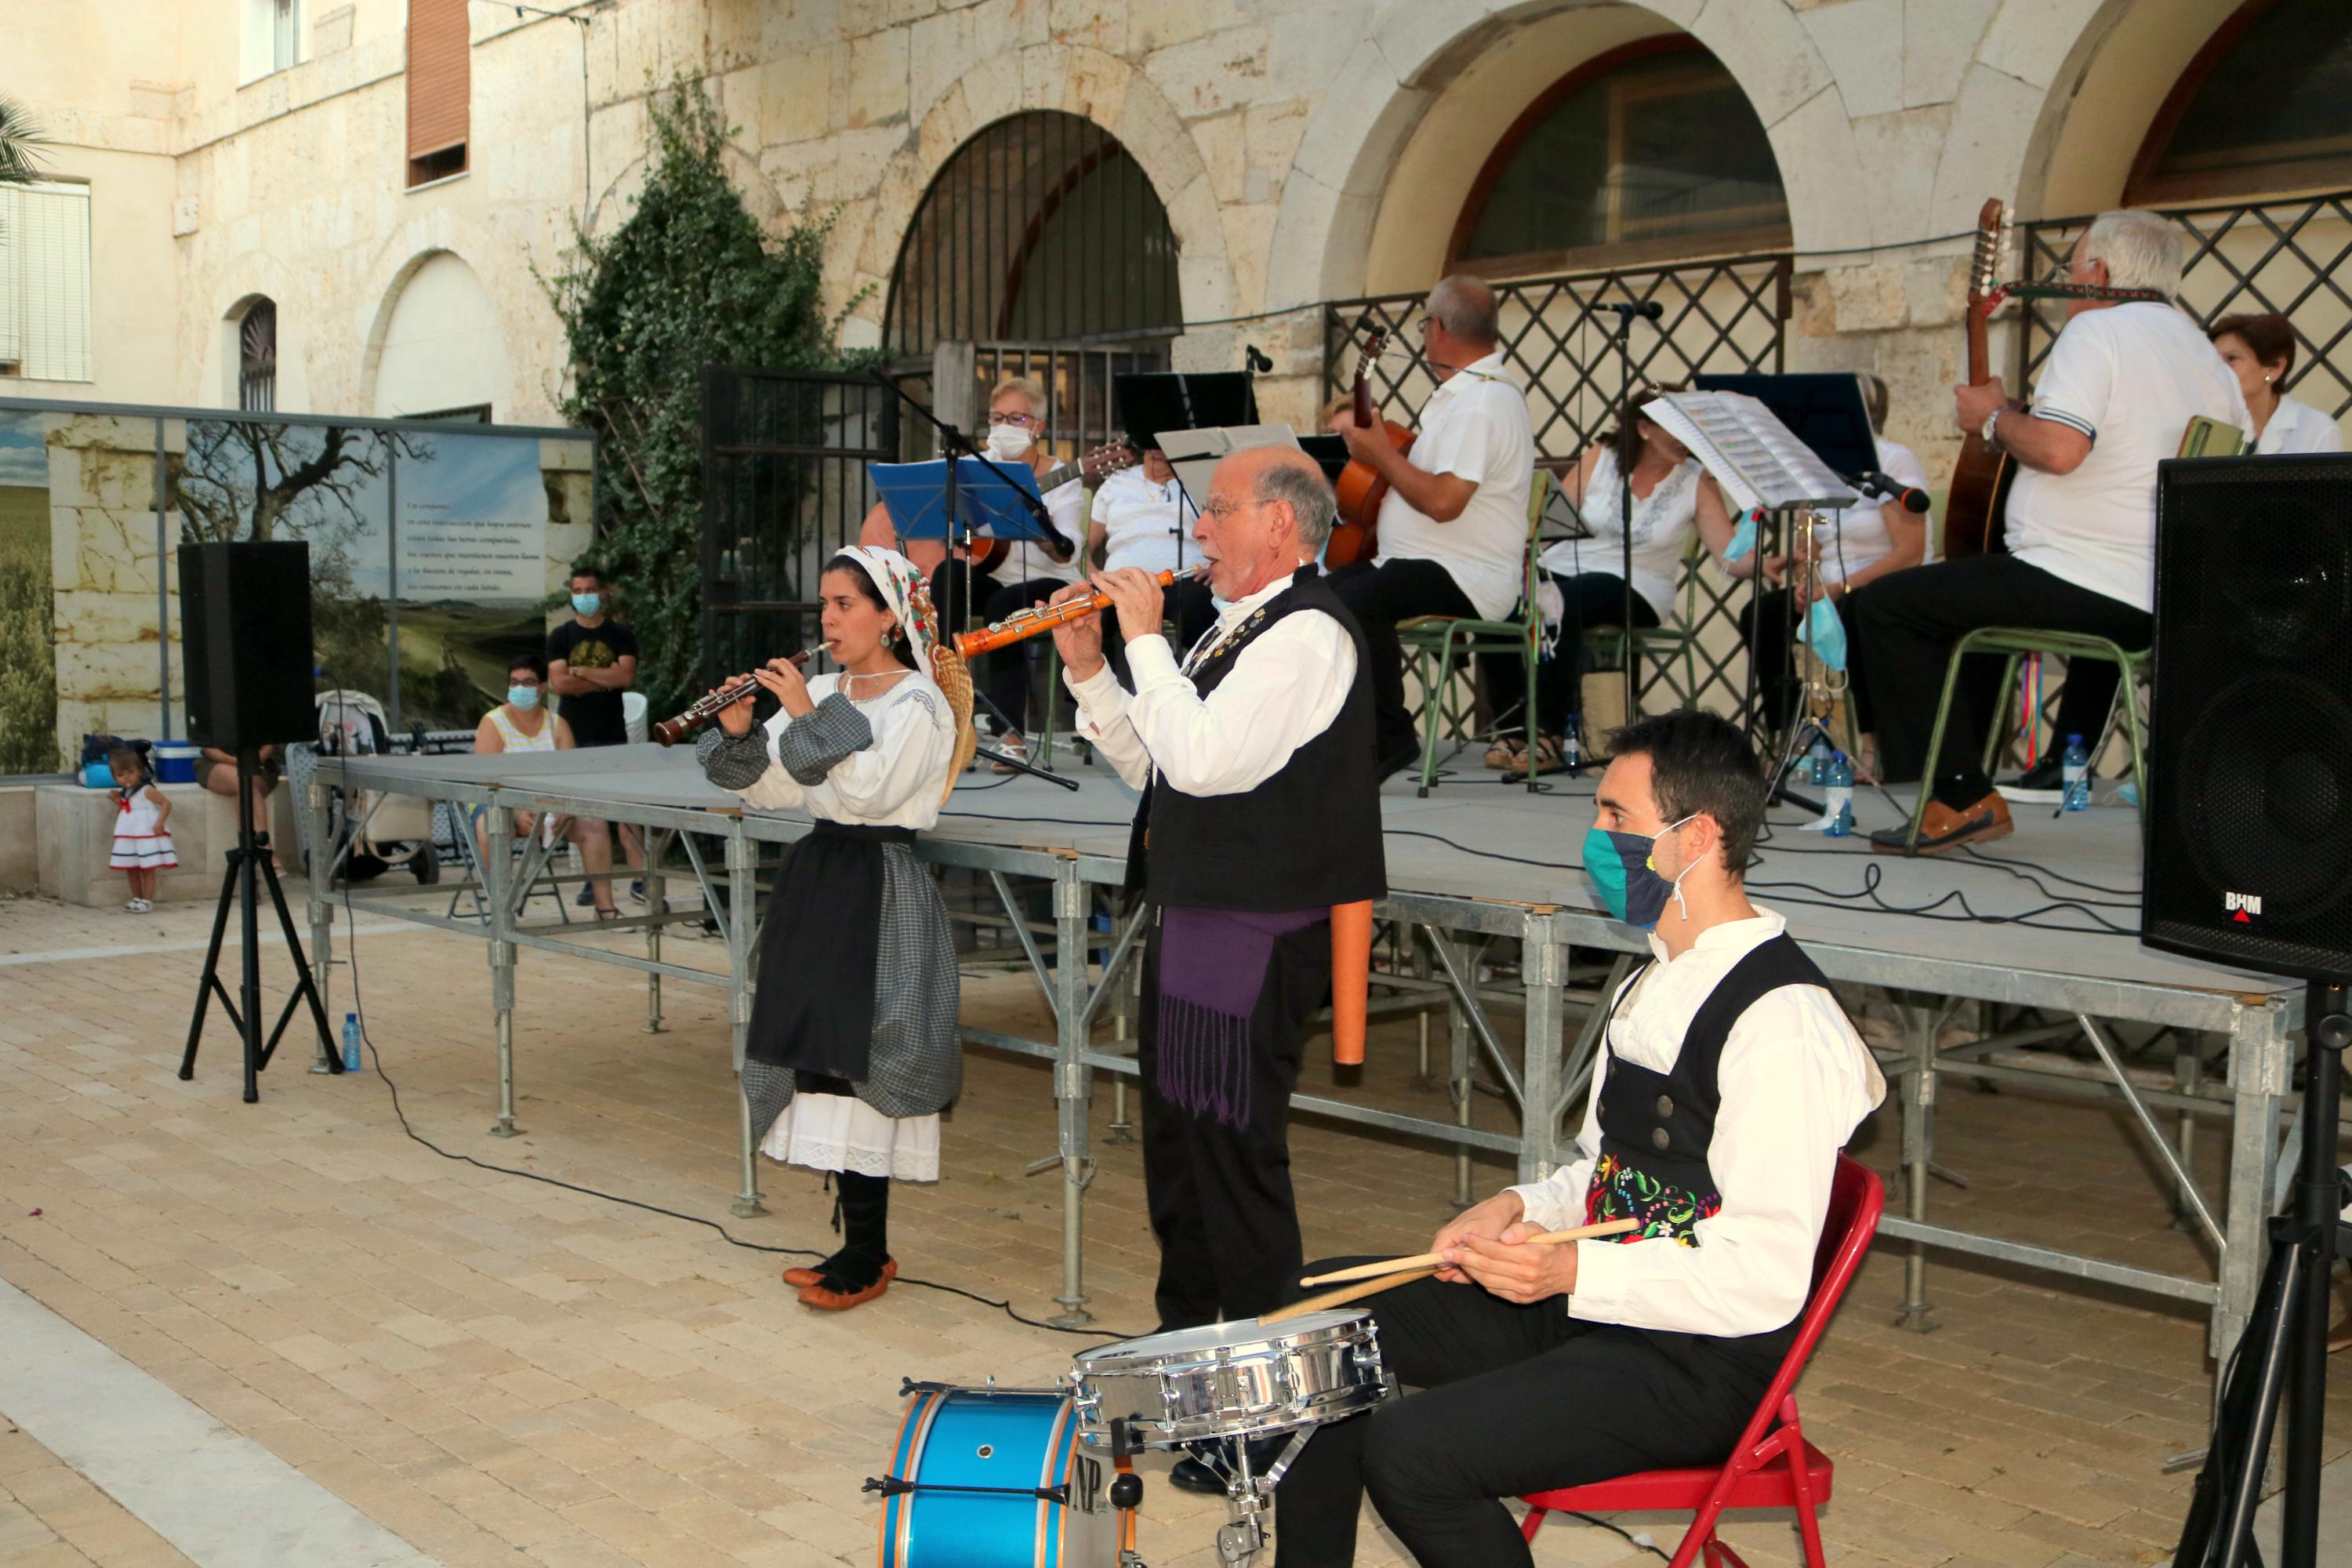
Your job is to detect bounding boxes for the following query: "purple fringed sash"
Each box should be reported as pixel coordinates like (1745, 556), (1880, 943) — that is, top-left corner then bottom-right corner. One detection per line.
(1156, 906), (1323, 1127)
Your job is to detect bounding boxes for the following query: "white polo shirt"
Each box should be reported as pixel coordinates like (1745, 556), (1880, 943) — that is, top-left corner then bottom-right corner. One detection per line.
(1372, 350), (1537, 620)
(2005, 302), (2250, 612)
(1820, 436), (1929, 581)
(992, 479), (1090, 589)
(1091, 466), (1192, 575)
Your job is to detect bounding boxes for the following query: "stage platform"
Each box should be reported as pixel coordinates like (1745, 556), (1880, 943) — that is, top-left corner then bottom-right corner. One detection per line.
(308, 743), (2304, 1367)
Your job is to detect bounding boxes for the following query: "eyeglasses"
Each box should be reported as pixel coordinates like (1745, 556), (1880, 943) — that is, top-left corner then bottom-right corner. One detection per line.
(1201, 497), (1271, 521)
(985, 412), (1038, 427)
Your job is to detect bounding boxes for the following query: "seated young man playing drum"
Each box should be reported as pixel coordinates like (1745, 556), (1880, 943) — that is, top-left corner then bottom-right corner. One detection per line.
(1272, 710), (1885, 1568)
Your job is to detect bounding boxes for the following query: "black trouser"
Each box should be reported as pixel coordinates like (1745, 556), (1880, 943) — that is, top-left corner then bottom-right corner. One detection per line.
(1846, 555), (2144, 806)
(1272, 1269), (1771, 1568)
(1105, 577), (1218, 690)
(930, 560), (1068, 736)
(1482, 571), (1657, 740)
(1329, 559), (1478, 762)
(1740, 586), (1807, 735)
(1138, 916), (1331, 1329)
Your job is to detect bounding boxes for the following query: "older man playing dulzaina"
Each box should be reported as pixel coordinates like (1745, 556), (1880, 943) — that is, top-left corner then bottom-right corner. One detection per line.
(1048, 446), (1388, 1494)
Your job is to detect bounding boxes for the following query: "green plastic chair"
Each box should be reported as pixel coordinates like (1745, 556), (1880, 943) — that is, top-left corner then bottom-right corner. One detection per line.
(1397, 470), (1553, 797)
(1893, 626), (2151, 852)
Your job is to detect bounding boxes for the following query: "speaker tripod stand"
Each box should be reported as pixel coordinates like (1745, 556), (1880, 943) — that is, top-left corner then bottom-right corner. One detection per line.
(182, 746), (339, 1102)
(2172, 981), (2347, 1568)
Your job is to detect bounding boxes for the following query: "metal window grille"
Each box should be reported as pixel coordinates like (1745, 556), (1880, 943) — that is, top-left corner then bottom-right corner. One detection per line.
(699, 366), (899, 689)
(238, 300), (277, 413)
(1326, 255), (1791, 720)
(884, 111), (1181, 356)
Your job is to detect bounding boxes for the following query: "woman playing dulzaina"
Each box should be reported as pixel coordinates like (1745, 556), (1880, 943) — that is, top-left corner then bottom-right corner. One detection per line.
(695, 547), (975, 1311)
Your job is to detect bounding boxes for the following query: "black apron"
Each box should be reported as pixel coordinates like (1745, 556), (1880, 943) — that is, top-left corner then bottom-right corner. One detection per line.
(746, 821), (913, 1084)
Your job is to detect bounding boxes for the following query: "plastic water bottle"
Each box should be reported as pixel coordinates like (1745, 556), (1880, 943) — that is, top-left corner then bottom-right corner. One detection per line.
(2062, 734), (2091, 813)
(342, 1012), (362, 1073)
(1823, 751), (1853, 837)
(1562, 721), (1581, 772)
(1804, 732), (1833, 786)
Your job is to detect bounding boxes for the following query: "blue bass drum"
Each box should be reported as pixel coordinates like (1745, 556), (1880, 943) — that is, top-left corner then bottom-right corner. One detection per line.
(877, 1384), (1116, 1567)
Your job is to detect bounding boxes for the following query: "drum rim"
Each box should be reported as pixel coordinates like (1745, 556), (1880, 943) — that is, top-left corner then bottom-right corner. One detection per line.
(1070, 1309), (1372, 1370)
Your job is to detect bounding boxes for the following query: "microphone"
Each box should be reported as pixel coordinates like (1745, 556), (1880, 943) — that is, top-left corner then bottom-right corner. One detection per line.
(1244, 343), (1274, 374)
(1602, 300), (1664, 321)
(1847, 471), (1930, 513)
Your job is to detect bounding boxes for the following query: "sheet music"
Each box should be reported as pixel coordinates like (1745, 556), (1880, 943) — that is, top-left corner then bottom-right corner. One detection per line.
(1157, 423), (1303, 510)
(1641, 392), (1858, 512)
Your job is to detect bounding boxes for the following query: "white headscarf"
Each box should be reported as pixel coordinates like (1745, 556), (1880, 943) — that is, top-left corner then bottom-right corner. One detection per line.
(830, 545), (976, 791)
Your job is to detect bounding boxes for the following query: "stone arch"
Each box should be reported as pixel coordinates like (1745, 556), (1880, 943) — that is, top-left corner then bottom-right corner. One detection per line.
(358, 247), (514, 421)
(198, 270), (310, 412)
(1265, 0), (1870, 309)
(858, 44), (1236, 339)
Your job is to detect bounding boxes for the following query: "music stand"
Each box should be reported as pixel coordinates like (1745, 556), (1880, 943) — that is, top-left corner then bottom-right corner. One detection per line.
(1115, 372), (1263, 576)
(1692, 374), (1880, 811)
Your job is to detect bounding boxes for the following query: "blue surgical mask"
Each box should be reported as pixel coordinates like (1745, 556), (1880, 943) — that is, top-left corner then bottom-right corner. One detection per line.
(507, 684), (540, 710)
(1799, 597), (1849, 672)
(1723, 510), (1760, 563)
(572, 592), (601, 616)
(1582, 814), (1697, 928)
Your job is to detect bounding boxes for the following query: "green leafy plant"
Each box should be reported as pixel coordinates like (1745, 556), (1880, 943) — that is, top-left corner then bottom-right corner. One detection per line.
(0, 96), (45, 187)
(539, 75), (866, 720)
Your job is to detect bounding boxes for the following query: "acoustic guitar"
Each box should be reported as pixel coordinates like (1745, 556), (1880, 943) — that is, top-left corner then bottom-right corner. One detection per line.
(964, 442), (1137, 571)
(1328, 325), (1414, 568)
(1943, 198), (2015, 560)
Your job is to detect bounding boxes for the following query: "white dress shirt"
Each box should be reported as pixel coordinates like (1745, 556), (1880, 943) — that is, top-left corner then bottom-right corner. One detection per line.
(1092, 467), (1193, 575)
(724, 673), (956, 829)
(2006, 302), (2251, 612)
(1505, 909), (1886, 1340)
(2255, 394), (2345, 455)
(1065, 568), (1356, 797)
(1373, 350), (1537, 619)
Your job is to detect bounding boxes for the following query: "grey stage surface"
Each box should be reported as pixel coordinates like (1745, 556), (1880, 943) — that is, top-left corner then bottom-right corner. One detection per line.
(341, 739), (2292, 1008)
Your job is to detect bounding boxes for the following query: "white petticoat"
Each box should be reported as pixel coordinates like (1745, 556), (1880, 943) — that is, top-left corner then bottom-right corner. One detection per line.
(760, 1091), (940, 1181)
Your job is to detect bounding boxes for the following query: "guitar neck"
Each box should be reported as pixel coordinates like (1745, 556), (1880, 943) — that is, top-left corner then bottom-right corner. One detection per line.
(1033, 459), (1089, 494)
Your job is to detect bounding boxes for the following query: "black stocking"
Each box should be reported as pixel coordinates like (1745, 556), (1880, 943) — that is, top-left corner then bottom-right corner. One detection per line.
(824, 1169), (890, 1290)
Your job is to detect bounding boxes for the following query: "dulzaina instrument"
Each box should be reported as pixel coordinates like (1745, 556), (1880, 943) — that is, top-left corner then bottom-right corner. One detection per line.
(1328, 321), (1414, 568)
(650, 648), (823, 746)
(950, 571), (1178, 659)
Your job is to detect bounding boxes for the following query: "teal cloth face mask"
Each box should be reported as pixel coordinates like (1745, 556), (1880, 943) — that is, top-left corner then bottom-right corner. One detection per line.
(1724, 510), (1760, 563)
(571, 593), (601, 615)
(1583, 814), (1697, 928)
(507, 685), (540, 710)
(1799, 597), (1849, 672)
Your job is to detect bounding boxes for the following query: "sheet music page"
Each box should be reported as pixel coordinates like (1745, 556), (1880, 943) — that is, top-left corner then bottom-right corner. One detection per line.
(1159, 423), (1301, 510)
(1642, 393), (1858, 511)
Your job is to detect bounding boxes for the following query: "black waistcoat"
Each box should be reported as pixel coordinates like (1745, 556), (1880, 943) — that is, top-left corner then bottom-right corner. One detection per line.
(1584, 934), (1835, 1367)
(1126, 568), (1386, 910)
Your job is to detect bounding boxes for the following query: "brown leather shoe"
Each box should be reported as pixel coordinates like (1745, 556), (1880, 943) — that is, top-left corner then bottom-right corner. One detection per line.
(797, 1260), (895, 1311)
(784, 1255), (896, 1290)
(1870, 791), (2013, 856)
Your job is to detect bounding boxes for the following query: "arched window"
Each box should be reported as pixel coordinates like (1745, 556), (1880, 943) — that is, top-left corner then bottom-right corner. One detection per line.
(237, 298), (276, 412)
(1450, 38), (1789, 275)
(2128, 0), (2352, 205)
(885, 112), (1181, 353)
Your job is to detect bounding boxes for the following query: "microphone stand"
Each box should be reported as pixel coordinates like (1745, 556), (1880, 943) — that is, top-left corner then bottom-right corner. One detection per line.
(1602, 299), (1658, 729)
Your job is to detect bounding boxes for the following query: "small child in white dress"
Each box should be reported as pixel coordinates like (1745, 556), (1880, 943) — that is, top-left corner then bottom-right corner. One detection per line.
(107, 747), (176, 912)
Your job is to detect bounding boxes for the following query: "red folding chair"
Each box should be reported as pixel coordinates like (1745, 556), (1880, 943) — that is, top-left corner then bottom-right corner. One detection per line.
(1520, 1154), (1884, 1568)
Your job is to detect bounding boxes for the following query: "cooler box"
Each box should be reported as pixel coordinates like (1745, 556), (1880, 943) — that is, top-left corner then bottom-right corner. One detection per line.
(154, 742), (201, 784)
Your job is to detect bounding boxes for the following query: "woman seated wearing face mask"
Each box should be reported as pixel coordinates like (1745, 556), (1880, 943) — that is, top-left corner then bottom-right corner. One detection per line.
(1270, 710), (1885, 1568)
(471, 653), (620, 919)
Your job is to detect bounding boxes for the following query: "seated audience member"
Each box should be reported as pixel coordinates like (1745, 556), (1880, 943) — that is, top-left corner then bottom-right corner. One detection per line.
(1483, 394), (1742, 777)
(1845, 209), (2249, 850)
(1742, 372), (1929, 736)
(473, 653), (619, 916)
(2208, 311), (2343, 455)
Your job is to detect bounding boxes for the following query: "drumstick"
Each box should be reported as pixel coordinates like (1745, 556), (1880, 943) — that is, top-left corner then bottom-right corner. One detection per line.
(1258, 1266), (1439, 1327)
(1294, 1217), (1639, 1289)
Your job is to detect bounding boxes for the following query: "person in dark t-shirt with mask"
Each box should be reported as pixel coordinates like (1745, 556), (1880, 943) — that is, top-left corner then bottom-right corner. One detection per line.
(547, 567), (648, 902)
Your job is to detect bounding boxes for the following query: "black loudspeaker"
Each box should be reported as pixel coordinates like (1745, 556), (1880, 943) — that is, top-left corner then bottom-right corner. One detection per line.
(2143, 454), (2352, 980)
(178, 541), (316, 752)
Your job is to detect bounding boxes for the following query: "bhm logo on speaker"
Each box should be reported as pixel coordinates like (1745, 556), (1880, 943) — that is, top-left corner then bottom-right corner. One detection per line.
(2225, 891), (2264, 922)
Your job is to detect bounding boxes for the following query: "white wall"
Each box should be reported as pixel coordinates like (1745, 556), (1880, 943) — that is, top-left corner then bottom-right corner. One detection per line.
(368, 250), (512, 418)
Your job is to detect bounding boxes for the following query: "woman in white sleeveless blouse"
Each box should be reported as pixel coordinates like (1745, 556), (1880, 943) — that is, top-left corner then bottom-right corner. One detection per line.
(471, 652), (619, 916)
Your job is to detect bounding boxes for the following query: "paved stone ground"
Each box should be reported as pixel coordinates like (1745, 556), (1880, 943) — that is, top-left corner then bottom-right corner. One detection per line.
(0, 888), (2345, 1567)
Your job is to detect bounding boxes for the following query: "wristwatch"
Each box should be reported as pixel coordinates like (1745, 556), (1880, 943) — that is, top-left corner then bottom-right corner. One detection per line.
(1980, 407), (2002, 447)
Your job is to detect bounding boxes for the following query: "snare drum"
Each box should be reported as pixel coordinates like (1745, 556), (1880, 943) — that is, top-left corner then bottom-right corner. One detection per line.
(877, 1384), (1116, 1567)
(1068, 1309), (1391, 1450)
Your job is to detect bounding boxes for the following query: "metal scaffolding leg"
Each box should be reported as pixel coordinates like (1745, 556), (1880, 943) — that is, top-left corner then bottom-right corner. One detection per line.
(1518, 911), (1570, 1184)
(1107, 898), (1138, 1147)
(643, 827), (667, 1034)
(486, 804), (521, 1138)
(1898, 1002), (1936, 1331)
(1414, 931), (1433, 1086)
(1440, 933), (1473, 1209)
(306, 777), (336, 1072)
(728, 826), (766, 1219)
(2216, 997), (2293, 1363)
(1051, 862), (1095, 1328)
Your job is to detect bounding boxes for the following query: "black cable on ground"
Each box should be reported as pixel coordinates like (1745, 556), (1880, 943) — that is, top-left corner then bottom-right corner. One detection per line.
(1559, 1510), (1672, 1561)
(336, 874), (1145, 1343)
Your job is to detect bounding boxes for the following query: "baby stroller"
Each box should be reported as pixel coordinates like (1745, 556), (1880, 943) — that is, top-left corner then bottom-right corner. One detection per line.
(307, 689), (441, 884)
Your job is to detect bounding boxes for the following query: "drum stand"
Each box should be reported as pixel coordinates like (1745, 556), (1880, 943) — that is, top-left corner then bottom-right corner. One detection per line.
(1190, 1430), (1312, 1565)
